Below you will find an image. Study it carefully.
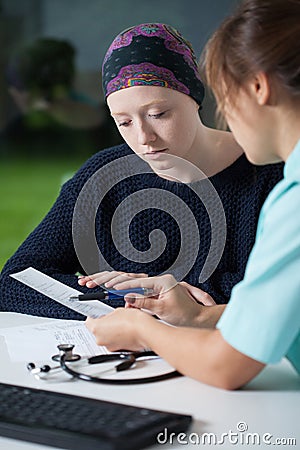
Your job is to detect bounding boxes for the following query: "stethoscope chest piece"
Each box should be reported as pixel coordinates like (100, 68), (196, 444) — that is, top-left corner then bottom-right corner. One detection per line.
(52, 344), (81, 362)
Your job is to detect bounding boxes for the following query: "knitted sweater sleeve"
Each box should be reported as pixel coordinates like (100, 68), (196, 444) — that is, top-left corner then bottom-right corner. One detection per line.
(0, 177), (88, 319)
(0, 145), (128, 319)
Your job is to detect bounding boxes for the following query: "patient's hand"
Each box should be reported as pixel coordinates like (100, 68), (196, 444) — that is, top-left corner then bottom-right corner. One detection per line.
(78, 270), (148, 289)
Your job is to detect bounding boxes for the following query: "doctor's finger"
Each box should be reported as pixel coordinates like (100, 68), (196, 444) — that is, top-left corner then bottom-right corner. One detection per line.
(125, 293), (159, 311)
(180, 282), (216, 306)
(114, 274), (178, 296)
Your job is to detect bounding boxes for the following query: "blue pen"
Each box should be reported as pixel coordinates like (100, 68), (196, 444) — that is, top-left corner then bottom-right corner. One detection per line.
(69, 287), (153, 301)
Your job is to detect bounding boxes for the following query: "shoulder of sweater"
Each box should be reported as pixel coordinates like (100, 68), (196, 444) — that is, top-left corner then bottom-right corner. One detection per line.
(60, 143), (136, 191)
(254, 161), (284, 176)
(212, 154), (283, 183)
(234, 153), (284, 175)
(79, 142), (133, 172)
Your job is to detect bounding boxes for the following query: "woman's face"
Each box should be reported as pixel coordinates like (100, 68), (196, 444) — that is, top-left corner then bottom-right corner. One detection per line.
(107, 86), (200, 173)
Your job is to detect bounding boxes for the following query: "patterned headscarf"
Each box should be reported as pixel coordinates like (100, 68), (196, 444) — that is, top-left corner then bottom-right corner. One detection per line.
(102, 23), (205, 106)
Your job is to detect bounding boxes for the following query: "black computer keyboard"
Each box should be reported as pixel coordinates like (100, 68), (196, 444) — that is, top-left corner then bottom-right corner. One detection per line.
(0, 382), (192, 450)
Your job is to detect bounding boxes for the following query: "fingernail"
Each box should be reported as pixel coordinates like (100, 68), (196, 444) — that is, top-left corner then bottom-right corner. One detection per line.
(125, 296), (136, 304)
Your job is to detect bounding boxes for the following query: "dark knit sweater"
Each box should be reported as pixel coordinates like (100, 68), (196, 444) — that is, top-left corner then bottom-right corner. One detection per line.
(0, 143), (283, 319)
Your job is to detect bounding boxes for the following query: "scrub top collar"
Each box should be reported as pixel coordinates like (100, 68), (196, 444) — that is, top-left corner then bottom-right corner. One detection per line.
(284, 139), (300, 179)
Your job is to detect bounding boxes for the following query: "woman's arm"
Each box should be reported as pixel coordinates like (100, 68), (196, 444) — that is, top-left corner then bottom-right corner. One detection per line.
(0, 178), (85, 319)
(86, 307), (265, 390)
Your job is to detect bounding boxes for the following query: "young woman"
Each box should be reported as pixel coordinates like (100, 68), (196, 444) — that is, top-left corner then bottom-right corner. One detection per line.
(0, 23), (282, 319)
(86, 2), (300, 389)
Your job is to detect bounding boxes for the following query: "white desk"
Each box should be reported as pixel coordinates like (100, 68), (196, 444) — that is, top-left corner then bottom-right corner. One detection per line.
(0, 312), (299, 450)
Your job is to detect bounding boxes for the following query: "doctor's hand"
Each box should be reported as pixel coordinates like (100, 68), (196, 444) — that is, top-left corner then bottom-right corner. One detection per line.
(86, 308), (154, 352)
(111, 274), (215, 327)
(78, 270), (148, 289)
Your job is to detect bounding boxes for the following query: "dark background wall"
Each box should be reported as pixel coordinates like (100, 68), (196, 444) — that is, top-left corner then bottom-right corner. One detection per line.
(0, 0), (239, 129)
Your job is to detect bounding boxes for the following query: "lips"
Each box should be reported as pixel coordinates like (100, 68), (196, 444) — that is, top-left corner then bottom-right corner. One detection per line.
(147, 148), (167, 153)
(144, 148), (168, 158)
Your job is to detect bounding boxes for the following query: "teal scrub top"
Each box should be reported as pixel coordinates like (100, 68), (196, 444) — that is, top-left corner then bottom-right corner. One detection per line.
(217, 140), (300, 374)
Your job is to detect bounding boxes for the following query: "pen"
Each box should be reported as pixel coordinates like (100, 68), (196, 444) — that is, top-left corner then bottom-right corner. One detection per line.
(69, 288), (153, 301)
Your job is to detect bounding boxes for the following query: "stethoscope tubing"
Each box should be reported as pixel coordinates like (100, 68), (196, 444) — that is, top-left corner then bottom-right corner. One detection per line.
(60, 352), (181, 384)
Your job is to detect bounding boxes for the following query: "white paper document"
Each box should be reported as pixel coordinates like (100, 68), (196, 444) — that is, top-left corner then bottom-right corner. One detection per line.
(0, 320), (175, 379)
(0, 320), (108, 362)
(10, 267), (114, 318)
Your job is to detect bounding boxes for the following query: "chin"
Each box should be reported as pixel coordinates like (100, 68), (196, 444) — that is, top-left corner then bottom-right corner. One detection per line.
(149, 160), (175, 172)
(244, 152), (281, 166)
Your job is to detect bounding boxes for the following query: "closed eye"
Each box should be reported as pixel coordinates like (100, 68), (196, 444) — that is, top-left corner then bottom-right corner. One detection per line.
(118, 120), (131, 127)
(148, 112), (165, 119)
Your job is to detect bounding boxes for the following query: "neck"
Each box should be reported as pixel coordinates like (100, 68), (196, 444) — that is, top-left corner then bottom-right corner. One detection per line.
(150, 123), (243, 183)
(276, 102), (300, 161)
(185, 123), (243, 178)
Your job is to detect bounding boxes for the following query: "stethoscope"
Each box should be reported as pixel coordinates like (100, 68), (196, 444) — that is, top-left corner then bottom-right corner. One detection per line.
(27, 344), (181, 384)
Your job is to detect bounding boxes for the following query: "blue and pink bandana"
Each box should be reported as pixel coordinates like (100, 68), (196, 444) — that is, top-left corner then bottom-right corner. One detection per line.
(102, 23), (205, 106)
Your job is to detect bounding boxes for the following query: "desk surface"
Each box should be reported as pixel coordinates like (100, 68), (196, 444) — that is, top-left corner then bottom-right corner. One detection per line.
(0, 312), (299, 450)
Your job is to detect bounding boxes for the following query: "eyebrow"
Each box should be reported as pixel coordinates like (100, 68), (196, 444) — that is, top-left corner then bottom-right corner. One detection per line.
(111, 99), (167, 116)
(141, 99), (167, 107)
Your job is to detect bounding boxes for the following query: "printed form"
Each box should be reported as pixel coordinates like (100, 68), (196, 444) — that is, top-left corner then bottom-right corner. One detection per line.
(0, 267), (115, 362)
(0, 320), (107, 362)
(10, 267), (114, 318)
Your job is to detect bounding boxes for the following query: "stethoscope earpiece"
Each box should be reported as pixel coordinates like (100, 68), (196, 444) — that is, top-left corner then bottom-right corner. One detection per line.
(27, 344), (79, 378)
(27, 362), (36, 371)
(27, 361), (60, 377)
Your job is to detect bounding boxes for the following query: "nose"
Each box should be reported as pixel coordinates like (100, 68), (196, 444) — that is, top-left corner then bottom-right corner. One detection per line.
(137, 121), (156, 145)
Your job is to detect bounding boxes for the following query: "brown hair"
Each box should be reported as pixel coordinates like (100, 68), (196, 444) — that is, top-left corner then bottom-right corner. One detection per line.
(201, 0), (300, 121)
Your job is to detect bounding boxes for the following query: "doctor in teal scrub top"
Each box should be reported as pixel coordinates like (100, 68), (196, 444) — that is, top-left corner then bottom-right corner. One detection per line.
(217, 142), (300, 375)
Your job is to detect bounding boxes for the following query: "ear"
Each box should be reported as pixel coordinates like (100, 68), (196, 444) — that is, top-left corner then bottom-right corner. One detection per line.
(250, 72), (271, 106)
